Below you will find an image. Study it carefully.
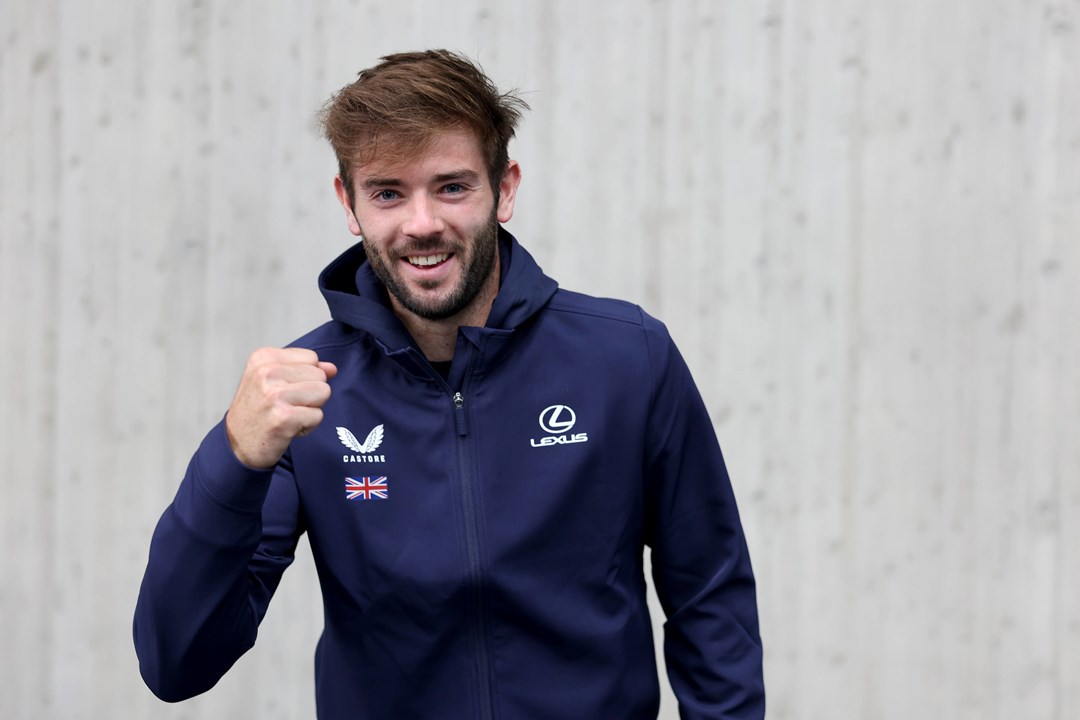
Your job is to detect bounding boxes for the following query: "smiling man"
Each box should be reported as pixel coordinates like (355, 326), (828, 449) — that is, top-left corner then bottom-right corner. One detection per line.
(335, 127), (516, 362)
(134, 50), (764, 719)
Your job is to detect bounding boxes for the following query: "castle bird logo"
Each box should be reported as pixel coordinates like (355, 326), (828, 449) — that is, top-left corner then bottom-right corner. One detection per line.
(337, 425), (384, 454)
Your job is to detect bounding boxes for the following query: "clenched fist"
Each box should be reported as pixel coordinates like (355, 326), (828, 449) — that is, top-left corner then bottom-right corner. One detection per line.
(224, 347), (338, 469)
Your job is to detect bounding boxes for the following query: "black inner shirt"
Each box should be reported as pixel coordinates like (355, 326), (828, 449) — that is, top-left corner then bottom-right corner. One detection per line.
(430, 360), (452, 381)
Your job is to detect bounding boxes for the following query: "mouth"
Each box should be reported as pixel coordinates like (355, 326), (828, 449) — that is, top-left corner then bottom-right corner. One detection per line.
(405, 253), (451, 268)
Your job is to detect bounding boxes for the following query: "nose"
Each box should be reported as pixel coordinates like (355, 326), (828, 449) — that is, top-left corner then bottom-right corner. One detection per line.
(401, 194), (445, 238)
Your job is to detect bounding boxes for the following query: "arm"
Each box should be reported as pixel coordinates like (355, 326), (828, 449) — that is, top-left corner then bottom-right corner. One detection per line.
(133, 347), (336, 701)
(642, 320), (765, 719)
(133, 422), (300, 701)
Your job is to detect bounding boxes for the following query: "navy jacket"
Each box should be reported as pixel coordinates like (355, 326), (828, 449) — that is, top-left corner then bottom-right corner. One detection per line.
(134, 229), (764, 719)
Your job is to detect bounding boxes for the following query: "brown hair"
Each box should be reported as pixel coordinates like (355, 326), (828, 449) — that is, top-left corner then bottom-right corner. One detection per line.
(320, 49), (529, 208)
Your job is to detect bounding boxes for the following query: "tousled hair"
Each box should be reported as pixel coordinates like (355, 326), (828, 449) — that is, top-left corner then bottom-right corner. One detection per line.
(320, 49), (529, 208)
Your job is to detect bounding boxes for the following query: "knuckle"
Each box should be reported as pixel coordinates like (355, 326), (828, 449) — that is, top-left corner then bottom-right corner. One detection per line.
(248, 349), (278, 375)
(253, 364), (276, 384)
(308, 381), (332, 404)
(266, 384), (291, 406)
(250, 346), (275, 364)
(290, 347), (318, 364)
(268, 403), (294, 429)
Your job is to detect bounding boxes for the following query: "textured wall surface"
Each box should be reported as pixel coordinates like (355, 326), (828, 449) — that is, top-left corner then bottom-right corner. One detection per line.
(2, 1), (1078, 718)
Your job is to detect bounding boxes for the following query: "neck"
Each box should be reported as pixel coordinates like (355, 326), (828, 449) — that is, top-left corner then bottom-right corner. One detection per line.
(392, 257), (501, 363)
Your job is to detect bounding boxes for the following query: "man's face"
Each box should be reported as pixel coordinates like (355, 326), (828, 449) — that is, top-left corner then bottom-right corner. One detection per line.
(334, 128), (520, 323)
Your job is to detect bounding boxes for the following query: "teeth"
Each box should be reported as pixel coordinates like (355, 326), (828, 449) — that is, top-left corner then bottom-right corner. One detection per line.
(406, 253), (448, 267)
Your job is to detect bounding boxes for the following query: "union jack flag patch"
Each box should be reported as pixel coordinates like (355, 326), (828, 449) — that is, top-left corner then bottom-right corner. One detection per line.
(345, 476), (389, 501)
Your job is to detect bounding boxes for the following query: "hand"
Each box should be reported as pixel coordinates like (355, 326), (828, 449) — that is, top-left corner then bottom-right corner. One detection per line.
(224, 347), (338, 469)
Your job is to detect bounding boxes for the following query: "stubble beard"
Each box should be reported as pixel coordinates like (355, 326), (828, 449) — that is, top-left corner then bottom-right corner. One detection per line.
(364, 207), (500, 322)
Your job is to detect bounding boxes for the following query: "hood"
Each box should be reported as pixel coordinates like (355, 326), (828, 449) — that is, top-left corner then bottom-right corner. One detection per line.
(317, 227), (559, 353)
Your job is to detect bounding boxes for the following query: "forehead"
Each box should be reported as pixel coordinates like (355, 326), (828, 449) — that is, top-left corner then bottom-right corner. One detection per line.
(353, 126), (486, 182)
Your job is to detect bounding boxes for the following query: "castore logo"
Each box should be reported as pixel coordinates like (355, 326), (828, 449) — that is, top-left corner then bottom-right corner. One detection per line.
(337, 425), (386, 463)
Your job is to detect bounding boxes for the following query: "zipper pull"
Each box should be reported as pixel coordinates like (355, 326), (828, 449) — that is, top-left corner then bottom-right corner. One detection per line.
(452, 392), (468, 436)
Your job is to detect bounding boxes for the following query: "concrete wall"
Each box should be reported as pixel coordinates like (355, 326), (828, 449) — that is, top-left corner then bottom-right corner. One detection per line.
(2, 1), (1078, 718)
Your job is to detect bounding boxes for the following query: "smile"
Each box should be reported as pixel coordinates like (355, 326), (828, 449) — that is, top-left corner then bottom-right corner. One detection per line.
(406, 253), (450, 267)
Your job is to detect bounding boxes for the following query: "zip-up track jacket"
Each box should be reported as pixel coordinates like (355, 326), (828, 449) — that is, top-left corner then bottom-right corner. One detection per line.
(134, 230), (764, 719)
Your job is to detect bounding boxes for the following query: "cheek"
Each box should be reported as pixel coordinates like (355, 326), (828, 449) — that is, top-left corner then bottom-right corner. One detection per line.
(354, 218), (387, 249)
(355, 207), (405, 239)
(363, 238), (392, 263)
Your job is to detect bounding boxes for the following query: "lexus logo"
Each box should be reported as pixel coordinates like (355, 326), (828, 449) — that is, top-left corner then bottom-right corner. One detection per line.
(538, 405), (577, 434)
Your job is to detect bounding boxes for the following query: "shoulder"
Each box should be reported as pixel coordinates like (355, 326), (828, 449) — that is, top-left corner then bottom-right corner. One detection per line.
(545, 289), (666, 334)
(535, 290), (679, 386)
(287, 321), (364, 354)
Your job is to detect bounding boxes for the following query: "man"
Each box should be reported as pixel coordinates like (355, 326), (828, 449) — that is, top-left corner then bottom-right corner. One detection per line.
(134, 50), (764, 719)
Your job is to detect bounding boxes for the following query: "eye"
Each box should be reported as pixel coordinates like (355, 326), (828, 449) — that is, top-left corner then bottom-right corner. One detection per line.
(441, 183), (465, 194)
(376, 189), (399, 202)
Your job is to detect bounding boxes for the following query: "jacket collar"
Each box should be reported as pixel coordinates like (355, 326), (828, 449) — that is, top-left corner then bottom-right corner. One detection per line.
(318, 227), (558, 355)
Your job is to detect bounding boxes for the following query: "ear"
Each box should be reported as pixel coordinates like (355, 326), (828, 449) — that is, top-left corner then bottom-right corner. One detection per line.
(495, 160), (522, 224)
(333, 175), (364, 237)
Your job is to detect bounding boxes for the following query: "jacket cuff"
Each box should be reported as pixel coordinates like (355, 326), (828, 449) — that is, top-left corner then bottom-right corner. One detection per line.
(191, 420), (276, 515)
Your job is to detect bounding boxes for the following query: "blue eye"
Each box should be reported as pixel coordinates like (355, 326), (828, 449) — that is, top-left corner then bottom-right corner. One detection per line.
(442, 183), (464, 194)
(376, 189), (398, 202)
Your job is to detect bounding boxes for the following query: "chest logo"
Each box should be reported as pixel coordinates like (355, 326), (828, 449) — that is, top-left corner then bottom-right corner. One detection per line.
(531, 405), (589, 448)
(345, 476), (388, 501)
(337, 425), (386, 463)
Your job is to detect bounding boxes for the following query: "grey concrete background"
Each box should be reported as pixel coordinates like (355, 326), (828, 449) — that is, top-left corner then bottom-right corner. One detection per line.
(2, 1), (1078, 718)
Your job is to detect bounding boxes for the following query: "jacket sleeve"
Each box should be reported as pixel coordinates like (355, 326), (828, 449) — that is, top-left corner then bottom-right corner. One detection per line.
(642, 318), (765, 719)
(133, 419), (303, 702)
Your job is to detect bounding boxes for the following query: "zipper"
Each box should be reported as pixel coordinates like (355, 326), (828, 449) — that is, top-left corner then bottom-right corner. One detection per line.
(453, 392), (468, 436)
(452, 389), (495, 719)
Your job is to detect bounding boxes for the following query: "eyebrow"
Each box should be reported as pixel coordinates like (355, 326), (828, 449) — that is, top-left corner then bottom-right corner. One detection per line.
(359, 169), (482, 190)
(432, 169), (481, 185)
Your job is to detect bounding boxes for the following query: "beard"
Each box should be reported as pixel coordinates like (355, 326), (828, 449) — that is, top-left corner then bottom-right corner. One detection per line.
(363, 206), (500, 321)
